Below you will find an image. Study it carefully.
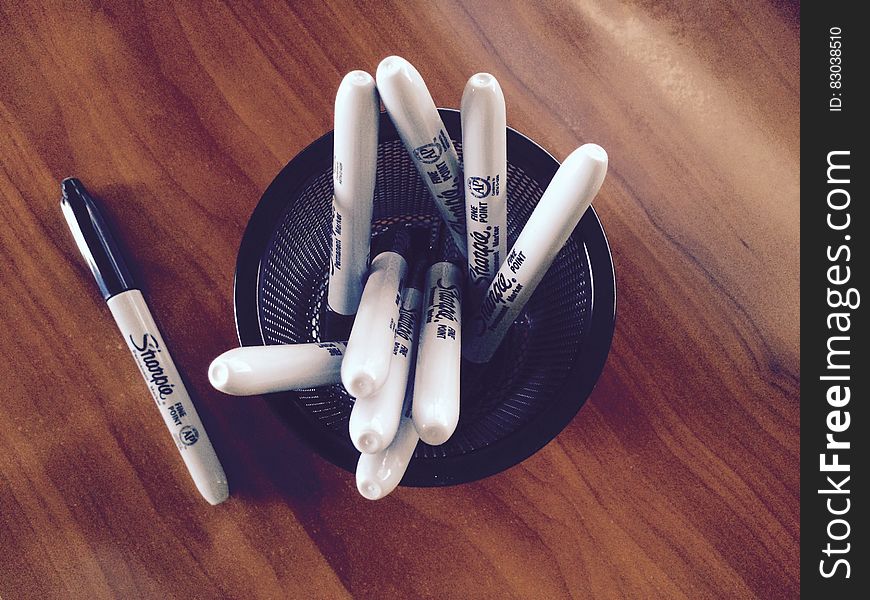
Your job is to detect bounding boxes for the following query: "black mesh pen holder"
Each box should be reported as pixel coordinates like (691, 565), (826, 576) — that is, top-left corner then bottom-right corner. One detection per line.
(234, 109), (615, 486)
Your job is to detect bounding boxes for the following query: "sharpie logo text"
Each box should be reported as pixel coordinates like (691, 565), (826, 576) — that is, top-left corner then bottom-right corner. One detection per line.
(428, 278), (460, 324)
(130, 333), (175, 401)
(475, 272), (523, 334)
(436, 176), (466, 233)
(469, 227), (497, 283)
(396, 302), (417, 341)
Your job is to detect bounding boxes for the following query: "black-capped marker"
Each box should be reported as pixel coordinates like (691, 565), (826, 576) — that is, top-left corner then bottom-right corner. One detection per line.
(60, 178), (229, 505)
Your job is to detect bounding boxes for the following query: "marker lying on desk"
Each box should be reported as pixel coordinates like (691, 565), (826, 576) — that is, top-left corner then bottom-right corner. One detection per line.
(60, 178), (229, 505)
(328, 70), (379, 320)
(376, 56), (467, 255)
(463, 144), (608, 364)
(341, 226), (412, 399)
(209, 342), (345, 396)
(461, 72), (507, 305)
(349, 266), (423, 454)
(412, 234), (463, 446)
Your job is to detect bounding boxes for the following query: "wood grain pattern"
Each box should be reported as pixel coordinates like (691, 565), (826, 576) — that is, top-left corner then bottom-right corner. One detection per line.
(0, 1), (799, 598)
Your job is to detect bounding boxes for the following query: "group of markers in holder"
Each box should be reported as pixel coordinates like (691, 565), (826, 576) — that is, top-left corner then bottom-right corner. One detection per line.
(209, 55), (609, 500)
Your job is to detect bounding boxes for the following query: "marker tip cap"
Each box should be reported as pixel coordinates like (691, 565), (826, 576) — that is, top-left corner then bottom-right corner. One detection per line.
(417, 423), (451, 446)
(208, 360), (229, 389)
(580, 142), (608, 164)
(469, 72), (496, 87)
(199, 479), (230, 506)
(357, 479), (383, 500)
(346, 372), (377, 399)
(345, 70), (373, 86)
(377, 55), (405, 77)
(356, 430), (383, 454)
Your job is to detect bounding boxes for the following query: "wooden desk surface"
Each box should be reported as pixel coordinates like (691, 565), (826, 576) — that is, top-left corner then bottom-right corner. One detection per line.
(0, 1), (799, 598)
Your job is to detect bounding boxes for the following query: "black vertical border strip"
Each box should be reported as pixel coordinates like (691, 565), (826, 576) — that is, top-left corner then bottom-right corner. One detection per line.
(802, 3), (867, 595)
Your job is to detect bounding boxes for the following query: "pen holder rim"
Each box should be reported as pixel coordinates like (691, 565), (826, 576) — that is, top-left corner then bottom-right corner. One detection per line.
(234, 108), (616, 486)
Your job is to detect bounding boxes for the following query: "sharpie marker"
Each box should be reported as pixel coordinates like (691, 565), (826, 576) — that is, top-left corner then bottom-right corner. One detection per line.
(208, 342), (345, 396)
(463, 144), (609, 363)
(349, 268), (422, 454)
(356, 370), (420, 500)
(461, 73), (507, 304)
(329, 70), (379, 317)
(60, 178), (228, 505)
(412, 244), (463, 446)
(376, 56), (467, 255)
(341, 227), (412, 399)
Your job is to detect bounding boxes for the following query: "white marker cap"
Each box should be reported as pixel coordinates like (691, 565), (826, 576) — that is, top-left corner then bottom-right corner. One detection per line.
(376, 56), (439, 137)
(461, 72), (505, 126)
(411, 261), (463, 446)
(460, 73), (506, 178)
(355, 416), (420, 500)
(208, 343), (345, 396)
(341, 249), (408, 398)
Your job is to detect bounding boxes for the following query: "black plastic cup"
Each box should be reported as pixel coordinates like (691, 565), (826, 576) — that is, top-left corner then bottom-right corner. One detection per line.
(234, 109), (615, 486)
